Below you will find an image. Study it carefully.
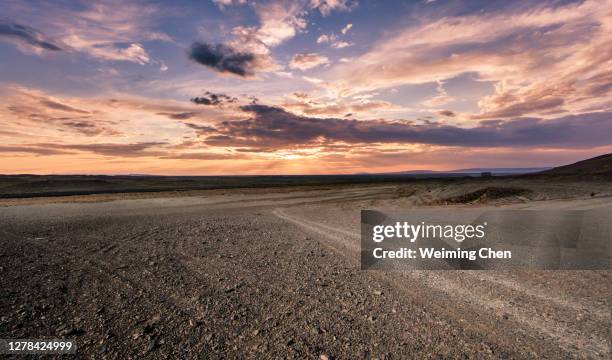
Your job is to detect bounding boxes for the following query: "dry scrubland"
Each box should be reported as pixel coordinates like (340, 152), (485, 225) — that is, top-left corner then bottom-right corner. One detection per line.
(1, 155), (611, 359)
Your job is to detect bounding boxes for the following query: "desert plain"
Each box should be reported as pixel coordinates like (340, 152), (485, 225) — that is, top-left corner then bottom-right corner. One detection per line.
(1, 156), (611, 359)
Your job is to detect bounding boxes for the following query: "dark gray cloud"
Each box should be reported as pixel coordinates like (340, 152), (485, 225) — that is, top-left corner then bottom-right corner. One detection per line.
(201, 105), (612, 150)
(188, 42), (256, 77)
(191, 91), (237, 106)
(0, 20), (63, 51)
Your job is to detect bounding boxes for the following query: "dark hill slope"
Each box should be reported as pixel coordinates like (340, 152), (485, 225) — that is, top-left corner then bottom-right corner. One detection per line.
(541, 153), (612, 176)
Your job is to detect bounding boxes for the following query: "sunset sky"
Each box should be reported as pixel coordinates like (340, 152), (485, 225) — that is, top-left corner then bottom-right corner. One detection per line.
(1, 0), (611, 175)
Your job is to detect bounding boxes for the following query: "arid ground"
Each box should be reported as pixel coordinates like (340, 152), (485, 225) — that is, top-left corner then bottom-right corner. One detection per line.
(1, 173), (610, 359)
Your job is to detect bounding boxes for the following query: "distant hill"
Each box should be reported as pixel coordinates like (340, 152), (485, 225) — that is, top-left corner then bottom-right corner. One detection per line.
(540, 153), (612, 175)
(450, 167), (550, 174)
(382, 167), (549, 176)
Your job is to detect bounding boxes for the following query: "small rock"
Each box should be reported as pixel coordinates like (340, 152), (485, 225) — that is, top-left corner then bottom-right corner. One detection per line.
(373, 290), (383, 296)
(146, 338), (158, 352)
(320, 354), (330, 360)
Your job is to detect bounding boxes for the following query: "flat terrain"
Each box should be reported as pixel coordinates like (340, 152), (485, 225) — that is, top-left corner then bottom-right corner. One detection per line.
(0, 177), (610, 359)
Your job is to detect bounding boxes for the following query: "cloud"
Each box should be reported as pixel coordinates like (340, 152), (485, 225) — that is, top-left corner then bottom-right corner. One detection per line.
(3, 88), (122, 137)
(216, 1), (356, 44)
(223, 1), (310, 62)
(40, 142), (167, 157)
(0, 145), (71, 155)
(472, 89), (566, 120)
(188, 42), (260, 77)
(56, 119), (121, 137)
(200, 104), (612, 151)
(422, 81), (454, 107)
(212, 0), (356, 77)
(341, 23), (353, 35)
(157, 112), (197, 120)
(82, 43), (151, 65)
(250, 1), (308, 48)
(212, 0), (247, 9)
(318, 22), (353, 49)
(310, 0), (358, 16)
(330, 40), (353, 49)
(282, 93), (399, 117)
(317, 34), (330, 43)
(1, 86), (231, 141)
(184, 123), (220, 136)
(0, 142), (168, 158)
(190, 91), (238, 106)
(437, 110), (456, 117)
(2, 1), (171, 65)
(289, 53), (329, 71)
(328, 0), (612, 118)
(0, 20), (63, 52)
(40, 99), (89, 114)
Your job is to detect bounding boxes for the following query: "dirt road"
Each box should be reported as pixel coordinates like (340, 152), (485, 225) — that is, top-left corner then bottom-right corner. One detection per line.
(0, 183), (610, 359)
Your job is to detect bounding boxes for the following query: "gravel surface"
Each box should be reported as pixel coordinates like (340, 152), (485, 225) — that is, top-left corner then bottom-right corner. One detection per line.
(0, 182), (610, 359)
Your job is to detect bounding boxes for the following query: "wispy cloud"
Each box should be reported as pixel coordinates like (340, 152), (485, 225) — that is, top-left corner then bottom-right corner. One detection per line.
(3, 0), (172, 66)
(329, 0), (612, 118)
(289, 53), (329, 71)
(422, 81), (454, 107)
(57, 142), (166, 157)
(282, 92), (400, 118)
(316, 21), (354, 49)
(0, 19), (63, 53)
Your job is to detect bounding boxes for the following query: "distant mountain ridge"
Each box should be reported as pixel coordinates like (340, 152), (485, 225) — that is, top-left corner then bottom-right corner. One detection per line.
(378, 167), (550, 175)
(378, 153), (612, 177)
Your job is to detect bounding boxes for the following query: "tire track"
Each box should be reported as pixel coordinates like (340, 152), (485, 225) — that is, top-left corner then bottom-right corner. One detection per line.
(272, 208), (611, 358)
